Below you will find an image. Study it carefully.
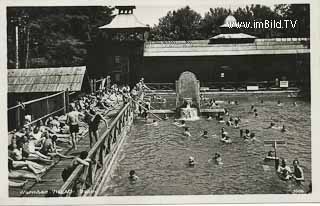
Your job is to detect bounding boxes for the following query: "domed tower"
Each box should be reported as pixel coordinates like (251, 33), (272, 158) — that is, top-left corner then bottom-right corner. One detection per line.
(219, 15), (239, 34)
(209, 15), (256, 44)
(88, 6), (149, 86)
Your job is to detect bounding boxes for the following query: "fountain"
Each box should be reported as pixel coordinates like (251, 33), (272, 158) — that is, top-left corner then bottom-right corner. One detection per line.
(176, 71), (200, 120)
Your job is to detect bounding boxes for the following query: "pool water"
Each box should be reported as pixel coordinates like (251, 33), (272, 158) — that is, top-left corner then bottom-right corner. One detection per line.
(99, 94), (311, 195)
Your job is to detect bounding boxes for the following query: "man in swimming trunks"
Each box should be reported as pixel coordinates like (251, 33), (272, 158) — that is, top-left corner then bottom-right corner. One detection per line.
(66, 104), (84, 150)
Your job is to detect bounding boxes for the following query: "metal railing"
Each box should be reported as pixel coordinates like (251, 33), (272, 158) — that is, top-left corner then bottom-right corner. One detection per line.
(58, 101), (134, 197)
(7, 90), (72, 132)
(145, 83), (175, 91)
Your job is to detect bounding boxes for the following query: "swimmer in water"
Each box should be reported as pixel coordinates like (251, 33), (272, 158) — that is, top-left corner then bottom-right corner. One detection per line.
(244, 129), (250, 140)
(218, 115), (225, 123)
(129, 170), (139, 181)
(188, 156), (195, 167)
(281, 125), (287, 133)
(226, 117), (233, 126)
(163, 114), (169, 120)
(221, 135), (232, 144)
(235, 100), (238, 105)
(173, 120), (186, 127)
(234, 118), (239, 128)
(183, 127), (191, 137)
(207, 115), (213, 120)
(277, 159), (292, 181)
(291, 159), (304, 183)
(277, 100), (283, 106)
(254, 112), (258, 118)
(225, 109), (229, 116)
(210, 153), (223, 165)
(221, 127), (227, 136)
(146, 119), (158, 126)
(261, 99), (264, 104)
(201, 130), (209, 138)
(239, 129), (243, 138)
(249, 133), (258, 142)
(293, 102), (298, 107)
(250, 105), (254, 112)
(264, 151), (279, 161)
(267, 122), (276, 129)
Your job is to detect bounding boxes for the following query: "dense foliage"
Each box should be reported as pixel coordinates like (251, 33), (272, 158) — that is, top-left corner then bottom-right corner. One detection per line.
(7, 6), (113, 69)
(149, 4), (309, 40)
(7, 4), (309, 68)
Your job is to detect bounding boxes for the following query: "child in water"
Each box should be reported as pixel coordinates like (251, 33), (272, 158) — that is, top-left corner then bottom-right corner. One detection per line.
(146, 119), (158, 126)
(234, 118), (239, 128)
(281, 125), (287, 132)
(209, 153), (223, 165)
(201, 130), (209, 138)
(173, 120), (186, 127)
(183, 127), (191, 137)
(129, 170), (139, 181)
(188, 156), (195, 167)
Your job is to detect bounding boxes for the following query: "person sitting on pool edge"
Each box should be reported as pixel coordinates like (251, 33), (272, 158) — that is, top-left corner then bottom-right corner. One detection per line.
(291, 159), (304, 183)
(188, 156), (195, 167)
(183, 127), (191, 137)
(129, 170), (139, 181)
(277, 158), (292, 181)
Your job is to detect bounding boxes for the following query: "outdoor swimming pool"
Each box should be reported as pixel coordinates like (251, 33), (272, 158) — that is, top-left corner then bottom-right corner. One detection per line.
(99, 94), (311, 195)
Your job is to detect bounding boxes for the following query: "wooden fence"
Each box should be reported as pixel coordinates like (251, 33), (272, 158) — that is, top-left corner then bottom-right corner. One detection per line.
(7, 90), (72, 132)
(58, 101), (134, 196)
(145, 80), (304, 92)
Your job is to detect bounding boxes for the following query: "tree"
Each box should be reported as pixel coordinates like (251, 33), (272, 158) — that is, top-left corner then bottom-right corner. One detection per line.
(149, 6), (203, 41)
(7, 6), (114, 69)
(199, 7), (230, 38)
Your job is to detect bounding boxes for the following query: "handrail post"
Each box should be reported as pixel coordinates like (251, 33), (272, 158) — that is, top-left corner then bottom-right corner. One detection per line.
(65, 89), (70, 113)
(63, 90), (66, 114)
(93, 79), (97, 92)
(16, 103), (21, 129)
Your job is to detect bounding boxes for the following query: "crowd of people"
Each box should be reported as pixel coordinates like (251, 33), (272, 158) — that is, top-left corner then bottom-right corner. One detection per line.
(8, 82), (132, 188)
(167, 97), (306, 187)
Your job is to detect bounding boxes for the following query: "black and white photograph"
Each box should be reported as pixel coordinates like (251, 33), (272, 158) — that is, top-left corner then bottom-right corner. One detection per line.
(2, 0), (318, 204)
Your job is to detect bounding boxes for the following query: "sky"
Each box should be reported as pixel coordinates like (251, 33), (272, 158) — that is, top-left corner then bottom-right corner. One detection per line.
(108, 0), (277, 26)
